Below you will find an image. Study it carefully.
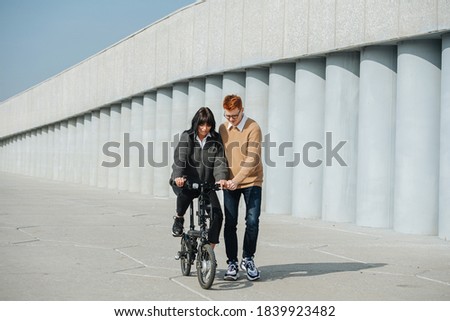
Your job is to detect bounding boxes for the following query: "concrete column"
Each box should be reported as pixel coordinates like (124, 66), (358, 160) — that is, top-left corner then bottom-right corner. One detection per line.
(0, 140), (3, 171)
(10, 137), (15, 173)
(46, 125), (55, 179)
(357, 46), (397, 228)
(322, 52), (360, 222)
(107, 105), (121, 189)
(245, 69), (269, 134)
(153, 88), (172, 198)
(8, 136), (15, 174)
(292, 58), (326, 219)
(74, 116), (84, 184)
(58, 122), (68, 181)
(141, 92), (157, 195)
(265, 63), (296, 215)
(31, 129), (39, 177)
(89, 111), (100, 186)
(65, 118), (77, 182)
(223, 72), (246, 104)
(2, 139), (7, 172)
(6, 137), (13, 173)
(171, 84), (189, 199)
(118, 101), (132, 191)
(7, 138), (13, 173)
(6, 138), (11, 172)
(21, 134), (27, 175)
(38, 128), (47, 178)
(205, 75), (223, 121)
(97, 108), (110, 188)
(1, 140), (6, 172)
(25, 132), (33, 176)
(394, 40), (441, 235)
(129, 97), (144, 193)
(440, 34), (450, 240)
(52, 123), (61, 180)
(172, 83), (189, 143)
(16, 135), (22, 174)
(81, 113), (92, 186)
(188, 78), (205, 128)
(31, 130), (38, 176)
(19, 134), (24, 173)
(245, 68), (270, 211)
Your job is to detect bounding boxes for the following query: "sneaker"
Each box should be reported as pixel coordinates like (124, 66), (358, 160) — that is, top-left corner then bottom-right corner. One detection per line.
(172, 216), (184, 237)
(223, 261), (239, 281)
(240, 257), (260, 281)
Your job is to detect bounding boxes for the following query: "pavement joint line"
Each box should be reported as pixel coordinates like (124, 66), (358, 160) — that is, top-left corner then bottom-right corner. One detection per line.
(114, 249), (180, 272)
(114, 248), (149, 267)
(116, 271), (168, 280)
(113, 266), (147, 274)
(415, 274), (450, 287)
(314, 249), (368, 264)
(11, 239), (40, 245)
(170, 277), (213, 301)
(16, 227), (111, 250)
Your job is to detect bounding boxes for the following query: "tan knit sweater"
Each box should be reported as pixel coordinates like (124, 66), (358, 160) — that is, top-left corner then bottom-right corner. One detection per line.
(219, 117), (264, 188)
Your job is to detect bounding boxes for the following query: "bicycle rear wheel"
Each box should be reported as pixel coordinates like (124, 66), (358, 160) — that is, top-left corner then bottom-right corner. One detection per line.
(180, 236), (191, 276)
(196, 243), (216, 289)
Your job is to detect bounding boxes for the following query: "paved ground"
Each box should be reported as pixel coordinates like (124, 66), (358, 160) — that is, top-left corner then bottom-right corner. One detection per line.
(1, 171), (450, 301)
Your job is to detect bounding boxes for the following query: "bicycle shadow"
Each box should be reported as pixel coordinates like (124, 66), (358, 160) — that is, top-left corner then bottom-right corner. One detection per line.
(259, 262), (386, 281)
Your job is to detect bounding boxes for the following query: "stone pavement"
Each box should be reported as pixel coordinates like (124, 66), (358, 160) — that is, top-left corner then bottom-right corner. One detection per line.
(1, 172), (450, 301)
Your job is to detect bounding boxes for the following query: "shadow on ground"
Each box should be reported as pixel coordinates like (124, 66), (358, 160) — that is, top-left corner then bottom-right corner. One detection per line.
(259, 262), (386, 281)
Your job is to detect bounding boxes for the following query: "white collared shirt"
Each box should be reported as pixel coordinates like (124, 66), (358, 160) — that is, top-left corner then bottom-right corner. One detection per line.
(227, 113), (248, 131)
(196, 132), (211, 149)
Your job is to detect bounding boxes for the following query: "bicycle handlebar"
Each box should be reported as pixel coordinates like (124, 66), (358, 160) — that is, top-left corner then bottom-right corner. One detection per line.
(170, 178), (222, 192)
(188, 181), (222, 192)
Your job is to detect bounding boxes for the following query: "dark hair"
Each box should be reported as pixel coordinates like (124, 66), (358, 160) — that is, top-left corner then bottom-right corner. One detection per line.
(189, 107), (216, 135)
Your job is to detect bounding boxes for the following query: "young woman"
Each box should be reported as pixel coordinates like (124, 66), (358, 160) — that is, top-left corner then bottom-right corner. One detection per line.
(170, 107), (228, 248)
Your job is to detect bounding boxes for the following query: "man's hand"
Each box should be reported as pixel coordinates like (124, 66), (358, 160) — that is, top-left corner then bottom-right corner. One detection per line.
(226, 180), (237, 190)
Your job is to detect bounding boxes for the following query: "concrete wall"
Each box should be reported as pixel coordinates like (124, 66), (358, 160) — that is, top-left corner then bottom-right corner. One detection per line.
(1, 0), (449, 138)
(1, 0), (450, 240)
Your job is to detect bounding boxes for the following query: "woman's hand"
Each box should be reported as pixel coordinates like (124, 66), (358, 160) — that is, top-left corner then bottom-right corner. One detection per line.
(217, 179), (228, 189)
(174, 177), (186, 187)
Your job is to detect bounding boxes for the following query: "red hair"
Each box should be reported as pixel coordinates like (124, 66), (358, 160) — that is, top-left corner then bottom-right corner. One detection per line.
(223, 94), (242, 111)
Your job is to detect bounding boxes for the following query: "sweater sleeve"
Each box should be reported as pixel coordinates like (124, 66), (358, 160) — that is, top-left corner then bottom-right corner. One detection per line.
(171, 131), (190, 179)
(232, 124), (262, 185)
(213, 136), (229, 181)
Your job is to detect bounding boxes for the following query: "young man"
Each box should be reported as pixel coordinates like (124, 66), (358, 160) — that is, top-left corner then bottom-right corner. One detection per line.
(219, 94), (263, 281)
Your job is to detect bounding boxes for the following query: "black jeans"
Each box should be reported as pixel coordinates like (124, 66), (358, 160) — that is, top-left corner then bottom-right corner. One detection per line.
(223, 186), (262, 262)
(172, 186), (223, 244)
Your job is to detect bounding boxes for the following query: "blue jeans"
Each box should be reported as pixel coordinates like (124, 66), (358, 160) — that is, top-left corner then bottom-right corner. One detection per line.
(223, 186), (262, 262)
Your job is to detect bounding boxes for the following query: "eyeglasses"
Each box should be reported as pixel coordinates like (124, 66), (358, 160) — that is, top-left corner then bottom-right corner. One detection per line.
(224, 109), (241, 120)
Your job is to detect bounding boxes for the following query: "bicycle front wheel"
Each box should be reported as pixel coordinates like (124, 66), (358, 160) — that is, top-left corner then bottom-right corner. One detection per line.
(196, 243), (216, 289)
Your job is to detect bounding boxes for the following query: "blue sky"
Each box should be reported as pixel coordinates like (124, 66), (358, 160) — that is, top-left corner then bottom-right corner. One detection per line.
(0, 0), (195, 102)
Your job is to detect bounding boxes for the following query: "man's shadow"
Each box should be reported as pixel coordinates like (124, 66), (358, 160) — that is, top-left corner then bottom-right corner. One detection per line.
(213, 262), (385, 290)
(259, 262), (386, 281)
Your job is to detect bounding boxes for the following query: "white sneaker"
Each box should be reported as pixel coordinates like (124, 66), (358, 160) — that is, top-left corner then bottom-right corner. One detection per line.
(240, 257), (260, 281)
(224, 261), (239, 281)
